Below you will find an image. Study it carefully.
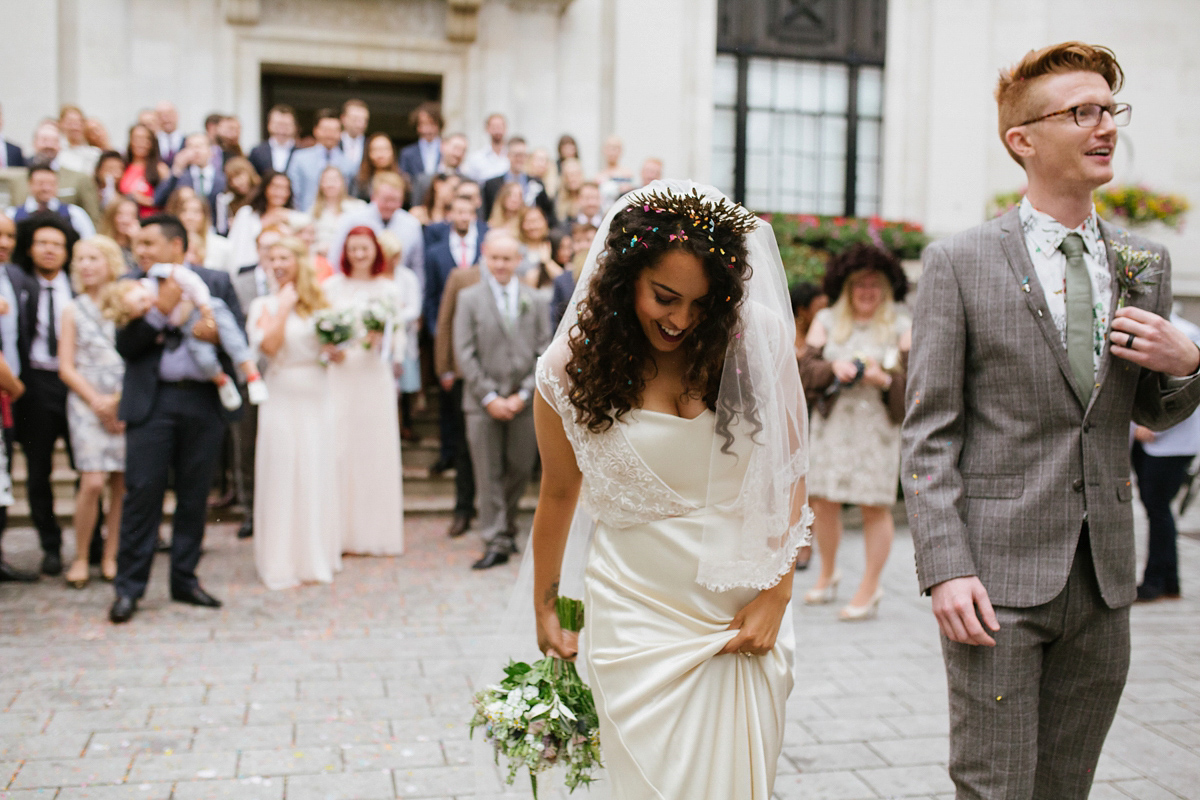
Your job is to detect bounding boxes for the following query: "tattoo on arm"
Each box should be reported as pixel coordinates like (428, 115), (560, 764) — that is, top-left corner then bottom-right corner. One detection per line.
(543, 581), (559, 608)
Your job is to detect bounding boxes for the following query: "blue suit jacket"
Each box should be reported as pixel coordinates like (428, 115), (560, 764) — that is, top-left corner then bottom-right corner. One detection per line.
(398, 141), (439, 182)
(287, 146), (351, 213)
(423, 226), (484, 337)
(4, 142), (24, 168)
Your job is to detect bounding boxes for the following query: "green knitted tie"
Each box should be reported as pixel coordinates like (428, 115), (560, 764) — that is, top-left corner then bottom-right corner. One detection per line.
(1060, 233), (1094, 401)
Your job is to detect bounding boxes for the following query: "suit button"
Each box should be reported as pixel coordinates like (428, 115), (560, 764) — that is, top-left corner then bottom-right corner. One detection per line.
(1082, 423), (1091, 433)
(1072, 479), (1085, 492)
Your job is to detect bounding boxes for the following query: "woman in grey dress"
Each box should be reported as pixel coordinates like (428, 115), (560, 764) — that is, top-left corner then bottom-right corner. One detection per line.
(58, 235), (127, 587)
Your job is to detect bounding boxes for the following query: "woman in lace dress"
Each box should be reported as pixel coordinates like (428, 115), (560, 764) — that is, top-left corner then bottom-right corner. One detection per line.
(58, 236), (127, 587)
(799, 244), (911, 620)
(531, 182), (811, 799)
(323, 226), (405, 556)
(248, 237), (344, 590)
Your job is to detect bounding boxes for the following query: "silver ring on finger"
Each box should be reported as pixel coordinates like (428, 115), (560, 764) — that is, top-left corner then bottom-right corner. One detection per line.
(1127, 332), (1136, 349)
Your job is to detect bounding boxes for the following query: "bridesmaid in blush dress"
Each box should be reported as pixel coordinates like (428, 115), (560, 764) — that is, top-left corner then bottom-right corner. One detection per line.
(247, 237), (343, 590)
(323, 226), (405, 556)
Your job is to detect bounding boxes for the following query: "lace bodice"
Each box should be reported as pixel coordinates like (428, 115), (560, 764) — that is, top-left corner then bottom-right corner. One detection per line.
(536, 337), (699, 528)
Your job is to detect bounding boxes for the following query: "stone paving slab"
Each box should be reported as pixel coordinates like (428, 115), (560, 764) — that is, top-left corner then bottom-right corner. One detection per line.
(1, 495), (1199, 799)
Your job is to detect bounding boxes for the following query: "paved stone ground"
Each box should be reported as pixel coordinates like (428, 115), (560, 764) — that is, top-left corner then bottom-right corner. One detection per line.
(0, 499), (1198, 799)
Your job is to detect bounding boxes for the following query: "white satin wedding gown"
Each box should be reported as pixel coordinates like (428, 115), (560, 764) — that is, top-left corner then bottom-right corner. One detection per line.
(538, 340), (796, 800)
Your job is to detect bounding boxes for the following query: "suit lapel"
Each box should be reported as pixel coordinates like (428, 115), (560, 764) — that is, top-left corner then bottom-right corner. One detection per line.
(998, 211), (1087, 407)
(480, 283), (513, 341)
(1088, 219), (1128, 413)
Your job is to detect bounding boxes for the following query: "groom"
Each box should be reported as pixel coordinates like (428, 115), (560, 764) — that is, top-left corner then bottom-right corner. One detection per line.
(903, 42), (1200, 799)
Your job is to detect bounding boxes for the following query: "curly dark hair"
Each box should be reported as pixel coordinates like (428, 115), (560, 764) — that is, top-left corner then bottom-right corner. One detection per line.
(822, 242), (909, 305)
(564, 196), (758, 451)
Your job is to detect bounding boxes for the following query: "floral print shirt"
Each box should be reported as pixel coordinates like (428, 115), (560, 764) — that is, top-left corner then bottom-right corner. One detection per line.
(1018, 196), (1113, 373)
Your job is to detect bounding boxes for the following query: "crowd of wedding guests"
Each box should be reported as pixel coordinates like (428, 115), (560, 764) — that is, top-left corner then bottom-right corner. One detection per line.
(0, 96), (666, 620)
(3, 94), (1190, 622)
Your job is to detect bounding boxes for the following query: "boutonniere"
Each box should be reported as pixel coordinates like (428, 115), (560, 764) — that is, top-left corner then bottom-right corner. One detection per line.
(1110, 236), (1161, 309)
(518, 294), (530, 316)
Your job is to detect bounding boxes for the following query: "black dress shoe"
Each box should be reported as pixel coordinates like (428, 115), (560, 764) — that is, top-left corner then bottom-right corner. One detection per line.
(170, 585), (223, 608)
(156, 536), (171, 553)
(41, 552), (63, 576)
(428, 459), (452, 476)
(471, 549), (510, 570)
(109, 595), (137, 624)
(236, 519), (254, 539)
(0, 561), (39, 582)
(446, 514), (472, 538)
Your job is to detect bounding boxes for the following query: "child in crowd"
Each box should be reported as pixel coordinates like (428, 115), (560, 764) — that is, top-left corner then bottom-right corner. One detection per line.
(101, 264), (267, 411)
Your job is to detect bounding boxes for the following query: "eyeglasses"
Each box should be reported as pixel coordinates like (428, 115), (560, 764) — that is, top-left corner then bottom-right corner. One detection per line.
(1019, 103), (1132, 128)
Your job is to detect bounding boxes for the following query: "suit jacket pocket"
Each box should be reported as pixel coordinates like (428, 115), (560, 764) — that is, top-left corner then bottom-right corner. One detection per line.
(962, 473), (1024, 499)
(1116, 482), (1133, 502)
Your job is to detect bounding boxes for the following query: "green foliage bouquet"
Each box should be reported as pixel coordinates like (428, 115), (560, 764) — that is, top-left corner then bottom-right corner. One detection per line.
(470, 597), (602, 798)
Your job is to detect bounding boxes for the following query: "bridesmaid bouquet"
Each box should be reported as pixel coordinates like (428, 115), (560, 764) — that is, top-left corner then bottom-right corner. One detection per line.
(360, 299), (395, 350)
(470, 597), (602, 798)
(313, 307), (357, 365)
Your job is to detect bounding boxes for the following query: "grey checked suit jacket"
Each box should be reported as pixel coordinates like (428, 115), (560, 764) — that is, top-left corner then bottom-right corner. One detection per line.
(453, 280), (551, 413)
(901, 209), (1200, 609)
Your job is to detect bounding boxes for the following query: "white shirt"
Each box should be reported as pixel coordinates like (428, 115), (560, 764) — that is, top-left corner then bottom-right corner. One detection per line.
(418, 138), (441, 175)
(57, 143), (100, 175)
(269, 139), (294, 173)
(1142, 314), (1200, 457)
(30, 271), (71, 371)
(462, 145), (509, 183)
(1018, 196), (1113, 374)
(14, 197), (96, 239)
(448, 225), (478, 269)
(157, 130), (184, 161)
(189, 164), (216, 197)
(0, 269), (19, 372)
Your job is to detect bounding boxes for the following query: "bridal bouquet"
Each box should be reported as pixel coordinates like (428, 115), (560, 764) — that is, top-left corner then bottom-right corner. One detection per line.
(470, 597), (602, 798)
(313, 307), (357, 364)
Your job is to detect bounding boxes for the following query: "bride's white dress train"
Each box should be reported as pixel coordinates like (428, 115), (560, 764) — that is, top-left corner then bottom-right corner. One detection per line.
(584, 408), (795, 800)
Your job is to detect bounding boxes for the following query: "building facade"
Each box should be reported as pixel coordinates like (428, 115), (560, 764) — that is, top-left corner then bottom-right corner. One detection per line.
(4, 0), (1199, 289)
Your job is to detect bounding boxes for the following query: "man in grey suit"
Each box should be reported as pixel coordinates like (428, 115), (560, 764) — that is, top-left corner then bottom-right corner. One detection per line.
(902, 42), (1200, 799)
(454, 229), (550, 569)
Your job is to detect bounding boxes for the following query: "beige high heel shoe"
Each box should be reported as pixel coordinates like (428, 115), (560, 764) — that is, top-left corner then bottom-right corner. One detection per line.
(838, 587), (883, 621)
(803, 571), (841, 605)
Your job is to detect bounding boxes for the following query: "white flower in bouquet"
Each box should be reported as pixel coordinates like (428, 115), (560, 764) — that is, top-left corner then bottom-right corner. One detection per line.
(313, 307), (358, 364)
(470, 597), (602, 798)
(361, 298), (395, 334)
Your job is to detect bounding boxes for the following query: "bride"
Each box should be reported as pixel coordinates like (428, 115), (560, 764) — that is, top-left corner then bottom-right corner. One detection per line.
(531, 180), (812, 798)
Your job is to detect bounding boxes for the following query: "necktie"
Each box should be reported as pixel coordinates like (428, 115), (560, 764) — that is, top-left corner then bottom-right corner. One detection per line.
(325, 149), (332, 165)
(44, 286), (58, 358)
(1060, 233), (1094, 401)
(460, 239), (469, 269)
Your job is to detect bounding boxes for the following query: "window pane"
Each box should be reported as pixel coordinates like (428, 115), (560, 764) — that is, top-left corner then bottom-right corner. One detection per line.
(714, 54), (738, 107)
(774, 60), (802, 111)
(747, 57), (773, 108)
(857, 119), (880, 160)
(855, 159), (879, 209)
(822, 64), (849, 114)
(858, 66), (884, 117)
(821, 116), (847, 158)
(798, 62), (822, 113)
(713, 108), (737, 151)
(821, 156), (845, 197)
(798, 115), (819, 156)
(712, 151), (736, 197)
(746, 110), (772, 154)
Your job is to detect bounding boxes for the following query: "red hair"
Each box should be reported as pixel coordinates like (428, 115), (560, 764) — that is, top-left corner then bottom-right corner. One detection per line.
(340, 225), (386, 276)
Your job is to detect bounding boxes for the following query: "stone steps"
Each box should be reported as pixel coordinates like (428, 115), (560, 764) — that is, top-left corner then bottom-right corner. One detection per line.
(4, 405), (533, 526)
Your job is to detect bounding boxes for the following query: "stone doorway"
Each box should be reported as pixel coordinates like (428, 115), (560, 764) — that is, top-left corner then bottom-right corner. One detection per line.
(259, 66), (442, 150)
